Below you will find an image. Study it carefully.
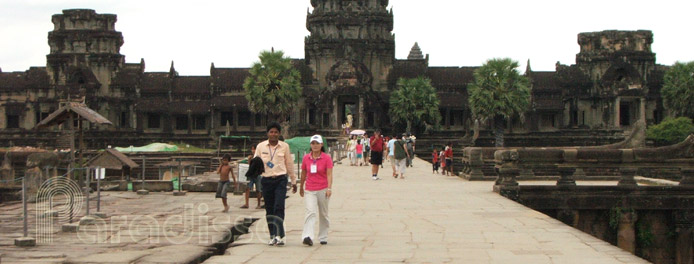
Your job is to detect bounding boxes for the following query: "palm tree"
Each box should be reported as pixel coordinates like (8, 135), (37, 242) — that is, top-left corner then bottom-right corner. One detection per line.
(243, 49), (302, 137)
(662, 61), (694, 119)
(389, 77), (442, 133)
(468, 58), (530, 147)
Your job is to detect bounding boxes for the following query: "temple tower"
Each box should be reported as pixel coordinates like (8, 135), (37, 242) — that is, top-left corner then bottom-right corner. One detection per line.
(305, 0), (394, 129)
(46, 9), (124, 99)
(572, 30), (658, 128)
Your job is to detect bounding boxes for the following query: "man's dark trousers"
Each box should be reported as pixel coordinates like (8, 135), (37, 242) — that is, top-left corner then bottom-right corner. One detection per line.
(261, 175), (288, 238)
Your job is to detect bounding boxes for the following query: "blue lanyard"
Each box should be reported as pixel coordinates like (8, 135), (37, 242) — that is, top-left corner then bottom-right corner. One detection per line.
(268, 145), (279, 161)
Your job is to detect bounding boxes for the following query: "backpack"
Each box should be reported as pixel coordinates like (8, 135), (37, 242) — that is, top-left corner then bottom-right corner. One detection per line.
(394, 140), (407, 160)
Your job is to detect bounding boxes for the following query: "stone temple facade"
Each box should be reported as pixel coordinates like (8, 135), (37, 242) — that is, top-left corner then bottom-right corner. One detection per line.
(0, 1), (669, 148)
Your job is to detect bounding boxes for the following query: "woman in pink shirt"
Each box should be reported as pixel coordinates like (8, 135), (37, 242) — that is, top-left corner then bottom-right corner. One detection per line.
(299, 134), (333, 246)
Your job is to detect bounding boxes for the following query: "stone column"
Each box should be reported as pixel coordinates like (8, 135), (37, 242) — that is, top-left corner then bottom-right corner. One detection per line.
(674, 211), (694, 264)
(497, 167), (519, 187)
(518, 166), (535, 179)
(556, 167), (576, 187)
(617, 210), (637, 254)
(358, 96), (364, 129)
(557, 209), (579, 227)
(467, 148), (485, 181)
(187, 110), (192, 135)
(332, 97), (339, 129)
(618, 167), (638, 187)
(679, 168), (694, 186)
(639, 98), (646, 124)
(614, 97), (621, 128)
(232, 106), (238, 131)
(209, 109), (215, 136)
(445, 108), (451, 129)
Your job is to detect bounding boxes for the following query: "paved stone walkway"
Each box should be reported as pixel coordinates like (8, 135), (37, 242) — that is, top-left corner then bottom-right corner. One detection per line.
(0, 188), (255, 263)
(205, 157), (648, 263)
(0, 157), (649, 263)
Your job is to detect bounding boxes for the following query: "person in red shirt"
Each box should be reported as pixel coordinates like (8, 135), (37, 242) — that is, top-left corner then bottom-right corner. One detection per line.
(369, 129), (385, 180)
(444, 142), (453, 176)
(300, 134), (333, 246)
(432, 147), (439, 174)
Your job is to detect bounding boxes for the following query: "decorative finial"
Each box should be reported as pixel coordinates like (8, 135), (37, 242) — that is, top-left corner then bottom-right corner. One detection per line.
(407, 42), (424, 60)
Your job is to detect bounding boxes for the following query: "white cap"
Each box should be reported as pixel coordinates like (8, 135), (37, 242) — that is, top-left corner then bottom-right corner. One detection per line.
(310, 134), (323, 144)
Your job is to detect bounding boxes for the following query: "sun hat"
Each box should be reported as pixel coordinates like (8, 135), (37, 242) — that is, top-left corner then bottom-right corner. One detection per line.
(310, 134), (323, 144)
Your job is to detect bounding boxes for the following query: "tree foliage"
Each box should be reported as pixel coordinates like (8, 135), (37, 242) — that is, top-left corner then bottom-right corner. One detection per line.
(243, 50), (302, 122)
(388, 77), (441, 133)
(468, 58), (531, 121)
(468, 58), (530, 147)
(646, 117), (694, 145)
(662, 61), (694, 119)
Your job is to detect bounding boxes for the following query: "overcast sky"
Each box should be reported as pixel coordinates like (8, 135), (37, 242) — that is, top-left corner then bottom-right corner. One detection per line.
(2, 0), (693, 76)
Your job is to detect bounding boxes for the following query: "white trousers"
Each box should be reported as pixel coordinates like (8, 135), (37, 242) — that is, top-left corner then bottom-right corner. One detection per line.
(396, 158), (407, 175)
(302, 189), (330, 242)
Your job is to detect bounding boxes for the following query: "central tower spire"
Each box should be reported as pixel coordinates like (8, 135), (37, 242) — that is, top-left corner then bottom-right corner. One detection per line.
(305, 0), (394, 91)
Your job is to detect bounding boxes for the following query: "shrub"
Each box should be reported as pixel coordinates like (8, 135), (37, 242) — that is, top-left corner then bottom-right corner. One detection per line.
(646, 117), (694, 145)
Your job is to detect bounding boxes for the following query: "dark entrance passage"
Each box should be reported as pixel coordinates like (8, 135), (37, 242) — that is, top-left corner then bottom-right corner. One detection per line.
(620, 102), (632, 127)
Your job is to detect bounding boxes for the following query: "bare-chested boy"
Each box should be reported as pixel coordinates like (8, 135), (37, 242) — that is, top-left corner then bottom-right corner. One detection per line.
(216, 154), (237, 212)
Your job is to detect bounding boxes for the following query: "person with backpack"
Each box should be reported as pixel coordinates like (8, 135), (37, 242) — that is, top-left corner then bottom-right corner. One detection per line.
(394, 133), (410, 179)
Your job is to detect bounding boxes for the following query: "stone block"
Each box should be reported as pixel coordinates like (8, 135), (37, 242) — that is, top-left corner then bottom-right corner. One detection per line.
(14, 237), (36, 247)
(173, 191), (187, 196)
(133, 180), (173, 192)
(137, 189), (149, 195)
(79, 215), (97, 225)
(62, 223), (79, 232)
(92, 212), (107, 218)
(40, 210), (59, 218)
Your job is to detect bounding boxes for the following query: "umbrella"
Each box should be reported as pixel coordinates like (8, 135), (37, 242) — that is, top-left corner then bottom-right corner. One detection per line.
(350, 129), (366, 135)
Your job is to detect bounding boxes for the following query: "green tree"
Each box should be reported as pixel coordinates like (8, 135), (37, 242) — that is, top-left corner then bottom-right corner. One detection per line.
(243, 49), (302, 137)
(646, 117), (694, 145)
(662, 61), (694, 119)
(388, 77), (441, 133)
(468, 58), (530, 147)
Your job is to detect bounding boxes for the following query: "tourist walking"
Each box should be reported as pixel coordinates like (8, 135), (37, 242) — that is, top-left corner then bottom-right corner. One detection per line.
(362, 134), (370, 166)
(406, 133), (415, 167)
(369, 129), (384, 180)
(255, 122), (297, 246)
(300, 135), (333, 246)
(440, 148), (447, 176)
(347, 136), (357, 166)
(386, 134), (397, 178)
(215, 154), (237, 213)
(394, 133), (410, 179)
(432, 147), (439, 174)
(444, 142), (453, 176)
(242, 145), (263, 209)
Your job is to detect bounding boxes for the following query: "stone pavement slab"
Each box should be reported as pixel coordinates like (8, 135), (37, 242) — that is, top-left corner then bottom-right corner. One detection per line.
(206, 157), (649, 263)
(0, 189), (260, 263)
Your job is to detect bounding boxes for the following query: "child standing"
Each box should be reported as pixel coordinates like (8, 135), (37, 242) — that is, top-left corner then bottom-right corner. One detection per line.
(242, 145), (263, 209)
(216, 154), (237, 212)
(356, 139), (364, 166)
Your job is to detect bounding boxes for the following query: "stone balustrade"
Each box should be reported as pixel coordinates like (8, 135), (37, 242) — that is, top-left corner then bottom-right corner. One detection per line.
(462, 136), (694, 184)
(490, 146), (694, 188)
